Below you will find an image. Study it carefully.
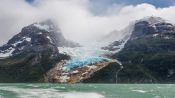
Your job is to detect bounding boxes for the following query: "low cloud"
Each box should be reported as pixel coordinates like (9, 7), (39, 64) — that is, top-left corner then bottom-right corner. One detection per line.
(0, 0), (175, 45)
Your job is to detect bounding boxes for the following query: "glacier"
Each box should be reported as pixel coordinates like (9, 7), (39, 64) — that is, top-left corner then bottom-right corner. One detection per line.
(58, 43), (113, 69)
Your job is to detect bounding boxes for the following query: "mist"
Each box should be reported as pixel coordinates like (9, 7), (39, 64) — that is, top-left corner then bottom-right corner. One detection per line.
(1, 0), (175, 45)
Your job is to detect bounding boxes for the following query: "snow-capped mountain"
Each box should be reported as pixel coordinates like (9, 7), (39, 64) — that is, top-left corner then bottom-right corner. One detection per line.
(109, 16), (175, 83)
(0, 20), (79, 82)
(103, 16), (175, 52)
(0, 20), (79, 58)
(131, 16), (175, 39)
(0, 19), (116, 83)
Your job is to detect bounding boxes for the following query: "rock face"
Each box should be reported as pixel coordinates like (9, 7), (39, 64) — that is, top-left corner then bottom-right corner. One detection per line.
(0, 20), (78, 82)
(102, 40), (125, 51)
(82, 61), (122, 83)
(112, 17), (175, 83)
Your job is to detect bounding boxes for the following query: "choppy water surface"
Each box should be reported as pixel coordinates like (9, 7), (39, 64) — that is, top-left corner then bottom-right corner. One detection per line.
(0, 84), (175, 98)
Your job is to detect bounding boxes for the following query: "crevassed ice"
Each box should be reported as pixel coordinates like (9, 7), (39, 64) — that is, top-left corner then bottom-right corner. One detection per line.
(58, 44), (112, 69)
(64, 57), (107, 69)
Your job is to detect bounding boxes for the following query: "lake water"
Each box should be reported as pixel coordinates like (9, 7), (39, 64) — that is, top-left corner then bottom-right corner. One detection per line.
(0, 84), (175, 98)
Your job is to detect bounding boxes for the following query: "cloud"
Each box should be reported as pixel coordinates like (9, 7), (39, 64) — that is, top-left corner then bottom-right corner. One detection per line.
(0, 0), (175, 45)
(0, 0), (41, 45)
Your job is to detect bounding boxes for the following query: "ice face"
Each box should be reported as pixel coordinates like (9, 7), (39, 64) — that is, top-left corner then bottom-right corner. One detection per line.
(58, 43), (112, 69)
(64, 56), (107, 69)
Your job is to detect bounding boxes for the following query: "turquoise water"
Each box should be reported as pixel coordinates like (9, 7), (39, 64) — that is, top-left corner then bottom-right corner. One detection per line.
(0, 84), (175, 98)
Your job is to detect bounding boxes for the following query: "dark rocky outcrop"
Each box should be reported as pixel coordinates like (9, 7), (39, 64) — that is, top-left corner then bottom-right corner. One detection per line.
(102, 40), (125, 51)
(82, 62), (122, 83)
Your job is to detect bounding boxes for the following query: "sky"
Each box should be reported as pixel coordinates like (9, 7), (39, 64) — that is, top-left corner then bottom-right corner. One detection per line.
(26, 0), (175, 15)
(27, 0), (175, 8)
(0, 0), (175, 45)
(88, 0), (175, 15)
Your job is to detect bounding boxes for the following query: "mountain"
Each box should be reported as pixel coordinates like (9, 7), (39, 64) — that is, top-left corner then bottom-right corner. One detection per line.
(0, 20), (79, 82)
(1, 17), (175, 83)
(0, 20), (79, 58)
(111, 17), (175, 83)
(83, 17), (175, 83)
(0, 19), (118, 83)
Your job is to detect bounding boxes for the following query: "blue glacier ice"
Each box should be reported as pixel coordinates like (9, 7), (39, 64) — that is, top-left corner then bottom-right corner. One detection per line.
(64, 56), (108, 69)
(58, 43), (112, 69)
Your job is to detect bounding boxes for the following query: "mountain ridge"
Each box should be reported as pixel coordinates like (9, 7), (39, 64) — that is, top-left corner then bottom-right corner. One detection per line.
(83, 16), (175, 83)
(0, 20), (76, 82)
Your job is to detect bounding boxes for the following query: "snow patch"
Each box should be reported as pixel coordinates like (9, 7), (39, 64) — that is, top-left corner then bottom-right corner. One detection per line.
(140, 17), (165, 25)
(38, 32), (43, 35)
(164, 36), (170, 39)
(0, 47), (15, 57)
(12, 40), (23, 47)
(0, 37), (31, 58)
(12, 37), (31, 47)
(153, 34), (159, 37)
(34, 23), (50, 31)
(46, 36), (53, 43)
(25, 37), (31, 42)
